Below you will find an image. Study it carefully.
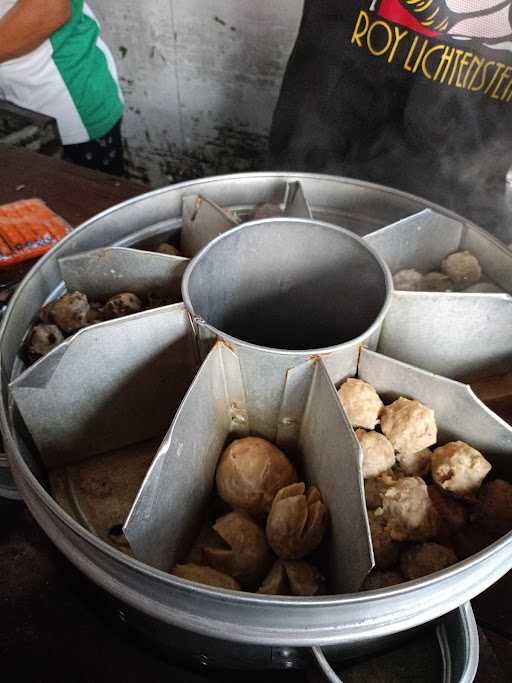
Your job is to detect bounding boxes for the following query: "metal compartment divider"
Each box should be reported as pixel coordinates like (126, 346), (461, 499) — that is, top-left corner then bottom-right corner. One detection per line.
(9, 303), (199, 467)
(124, 343), (373, 593)
(378, 292), (512, 380)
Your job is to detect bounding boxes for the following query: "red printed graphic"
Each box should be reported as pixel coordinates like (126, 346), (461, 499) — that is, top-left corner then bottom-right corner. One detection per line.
(377, 0), (512, 46)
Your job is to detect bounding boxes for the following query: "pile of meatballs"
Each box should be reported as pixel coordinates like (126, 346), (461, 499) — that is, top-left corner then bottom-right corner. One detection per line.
(171, 436), (329, 595)
(338, 378), (512, 590)
(26, 289), (176, 364)
(393, 250), (502, 293)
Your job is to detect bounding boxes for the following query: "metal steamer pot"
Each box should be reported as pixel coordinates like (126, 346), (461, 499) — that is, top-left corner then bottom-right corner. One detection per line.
(1, 173), (511, 680)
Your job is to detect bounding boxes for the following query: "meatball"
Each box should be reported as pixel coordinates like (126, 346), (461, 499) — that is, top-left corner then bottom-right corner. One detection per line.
(171, 563), (240, 590)
(216, 437), (297, 516)
(355, 429), (395, 479)
(337, 378), (383, 430)
(400, 543), (457, 580)
(364, 470), (399, 510)
(431, 441), (491, 498)
(368, 511), (402, 569)
(86, 302), (104, 325)
(475, 479), (512, 537)
(392, 269), (423, 291)
(380, 397), (437, 455)
(266, 483), (328, 560)
(258, 560), (323, 596)
(382, 476), (437, 541)
(441, 250), (482, 289)
(428, 485), (467, 539)
(396, 448), (432, 478)
(156, 243), (182, 257)
(361, 570), (404, 591)
(421, 272), (453, 292)
(49, 291), (90, 333)
(101, 292), (143, 319)
(202, 511), (272, 587)
(26, 324), (64, 362)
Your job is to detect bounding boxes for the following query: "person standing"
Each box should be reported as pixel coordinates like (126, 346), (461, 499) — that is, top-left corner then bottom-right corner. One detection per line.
(0, 0), (125, 175)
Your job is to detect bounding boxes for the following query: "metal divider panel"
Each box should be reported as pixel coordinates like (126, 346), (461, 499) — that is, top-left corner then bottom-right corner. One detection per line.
(180, 195), (240, 258)
(9, 303), (198, 469)
(232, 343), (361, 444)
(123, 342), (248, 571)
(283, 181), (313, 219)
(363, 209), (463, 273)
(59, 246), (188, 301)
(379, 291), (512, 380)
(358, 349), (512, 466)
(461, 224), (512, 293)
(299, 359), (373, 593)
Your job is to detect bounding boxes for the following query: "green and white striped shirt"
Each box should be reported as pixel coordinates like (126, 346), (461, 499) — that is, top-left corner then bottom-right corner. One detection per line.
(0, 0), (124, 144)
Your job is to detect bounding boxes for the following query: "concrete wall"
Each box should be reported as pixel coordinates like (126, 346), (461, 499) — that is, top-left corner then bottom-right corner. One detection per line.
(89, 0), (303, 186)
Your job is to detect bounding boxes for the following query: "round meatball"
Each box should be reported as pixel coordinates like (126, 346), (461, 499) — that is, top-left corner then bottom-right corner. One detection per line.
(475, 479), (512, 537)
(50, 291), (90, 333)
(393, 269), (423, 291)
(361, 570), (404, 591)
(428, 485), (467, 539)
(356, 429), (395, 479)
(202, 511), (272, 587)
(431, 441), (491, 498)
(258, 560), (323, 596)
(266, 483), (328, 560)
(101, 292), (143, 319)
(172, 563), (240, 590)
(369, 511), (402, 569)
(364, 470), (398, 510)
(216, 437), (297, 516)
(26, 324), (64, 362)
(380, 397), (437, 455)
(421, 272), (453, 292)
(400, 543), (457, 580)
(382, 476), (438, 541)
(337, 378), (383, 430)
(156, 243), (182, 257)
(396, 447), (432, 477)
(441, 251), (482, 289)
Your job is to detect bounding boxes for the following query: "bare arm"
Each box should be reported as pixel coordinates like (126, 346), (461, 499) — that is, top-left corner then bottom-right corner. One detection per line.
(0, 0), (71, 62)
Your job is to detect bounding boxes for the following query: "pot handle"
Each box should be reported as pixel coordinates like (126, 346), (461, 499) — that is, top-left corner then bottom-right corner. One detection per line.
(311, 627), (452, 683)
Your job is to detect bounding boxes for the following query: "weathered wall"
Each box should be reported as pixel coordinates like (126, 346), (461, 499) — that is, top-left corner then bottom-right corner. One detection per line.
(89, 0), (303, 186)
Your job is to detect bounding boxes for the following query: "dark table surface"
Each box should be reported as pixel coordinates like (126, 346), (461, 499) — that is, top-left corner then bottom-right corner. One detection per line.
(0, 146), (511, 683)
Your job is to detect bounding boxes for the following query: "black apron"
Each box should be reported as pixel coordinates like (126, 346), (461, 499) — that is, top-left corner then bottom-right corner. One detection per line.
(269, 0), (512, 233)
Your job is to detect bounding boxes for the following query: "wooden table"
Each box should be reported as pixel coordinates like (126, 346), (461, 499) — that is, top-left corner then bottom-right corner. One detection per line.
(0, 146), (510, 682)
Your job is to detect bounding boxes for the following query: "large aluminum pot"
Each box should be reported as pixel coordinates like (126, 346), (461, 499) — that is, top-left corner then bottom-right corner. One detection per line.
(0, 173), (510, 675)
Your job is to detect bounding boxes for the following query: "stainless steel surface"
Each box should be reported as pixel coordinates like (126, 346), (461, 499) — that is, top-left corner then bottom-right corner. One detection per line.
(182, 217), (393, 439)
(313, 603), (479, 683)
(283, 180), (313, 219)
(379, 292), (512, 380)
(181, 194), (239, 258)
(59, 246), (188, 301)
(10, 304), (198, 467)
(0, 172), (510, 671)
(126, 347), (372, 591)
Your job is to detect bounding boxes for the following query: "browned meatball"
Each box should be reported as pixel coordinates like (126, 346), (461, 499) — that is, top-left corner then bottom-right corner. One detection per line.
(171, 563), (240, 590)
(431, 441), (491, 498)
(475, 479), (512, 538)
(355, 429), (396, 479)
(101, 292), (143, 319)
(428, 485), (467, 541)
(337, 378), (383, 430)
(361, 570), (404, 591)
(26, 324), (64, 362)
(382, 477), (438, 542)
(381, 398), (437, 456)
(368, 511), (402, 570)
(49, 291), (90, 333)
(400, 543), (457, 580)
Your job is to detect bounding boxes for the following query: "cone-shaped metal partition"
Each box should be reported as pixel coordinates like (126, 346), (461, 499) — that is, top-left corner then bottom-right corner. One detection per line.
(124, 343), (373, 593)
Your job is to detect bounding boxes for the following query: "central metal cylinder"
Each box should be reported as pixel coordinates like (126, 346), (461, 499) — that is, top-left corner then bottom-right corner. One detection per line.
(182, 218), (392, 352)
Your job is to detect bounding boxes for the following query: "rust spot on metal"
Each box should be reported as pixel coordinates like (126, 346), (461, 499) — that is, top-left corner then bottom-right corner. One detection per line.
(218, 337), (236, 353)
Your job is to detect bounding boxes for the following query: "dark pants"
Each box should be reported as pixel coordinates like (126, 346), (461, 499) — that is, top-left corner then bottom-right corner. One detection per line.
(62, 119), (125, 177)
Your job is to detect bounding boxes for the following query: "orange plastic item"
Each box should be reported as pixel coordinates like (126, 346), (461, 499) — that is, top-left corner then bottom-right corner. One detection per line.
(0, 198), (70, 267)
